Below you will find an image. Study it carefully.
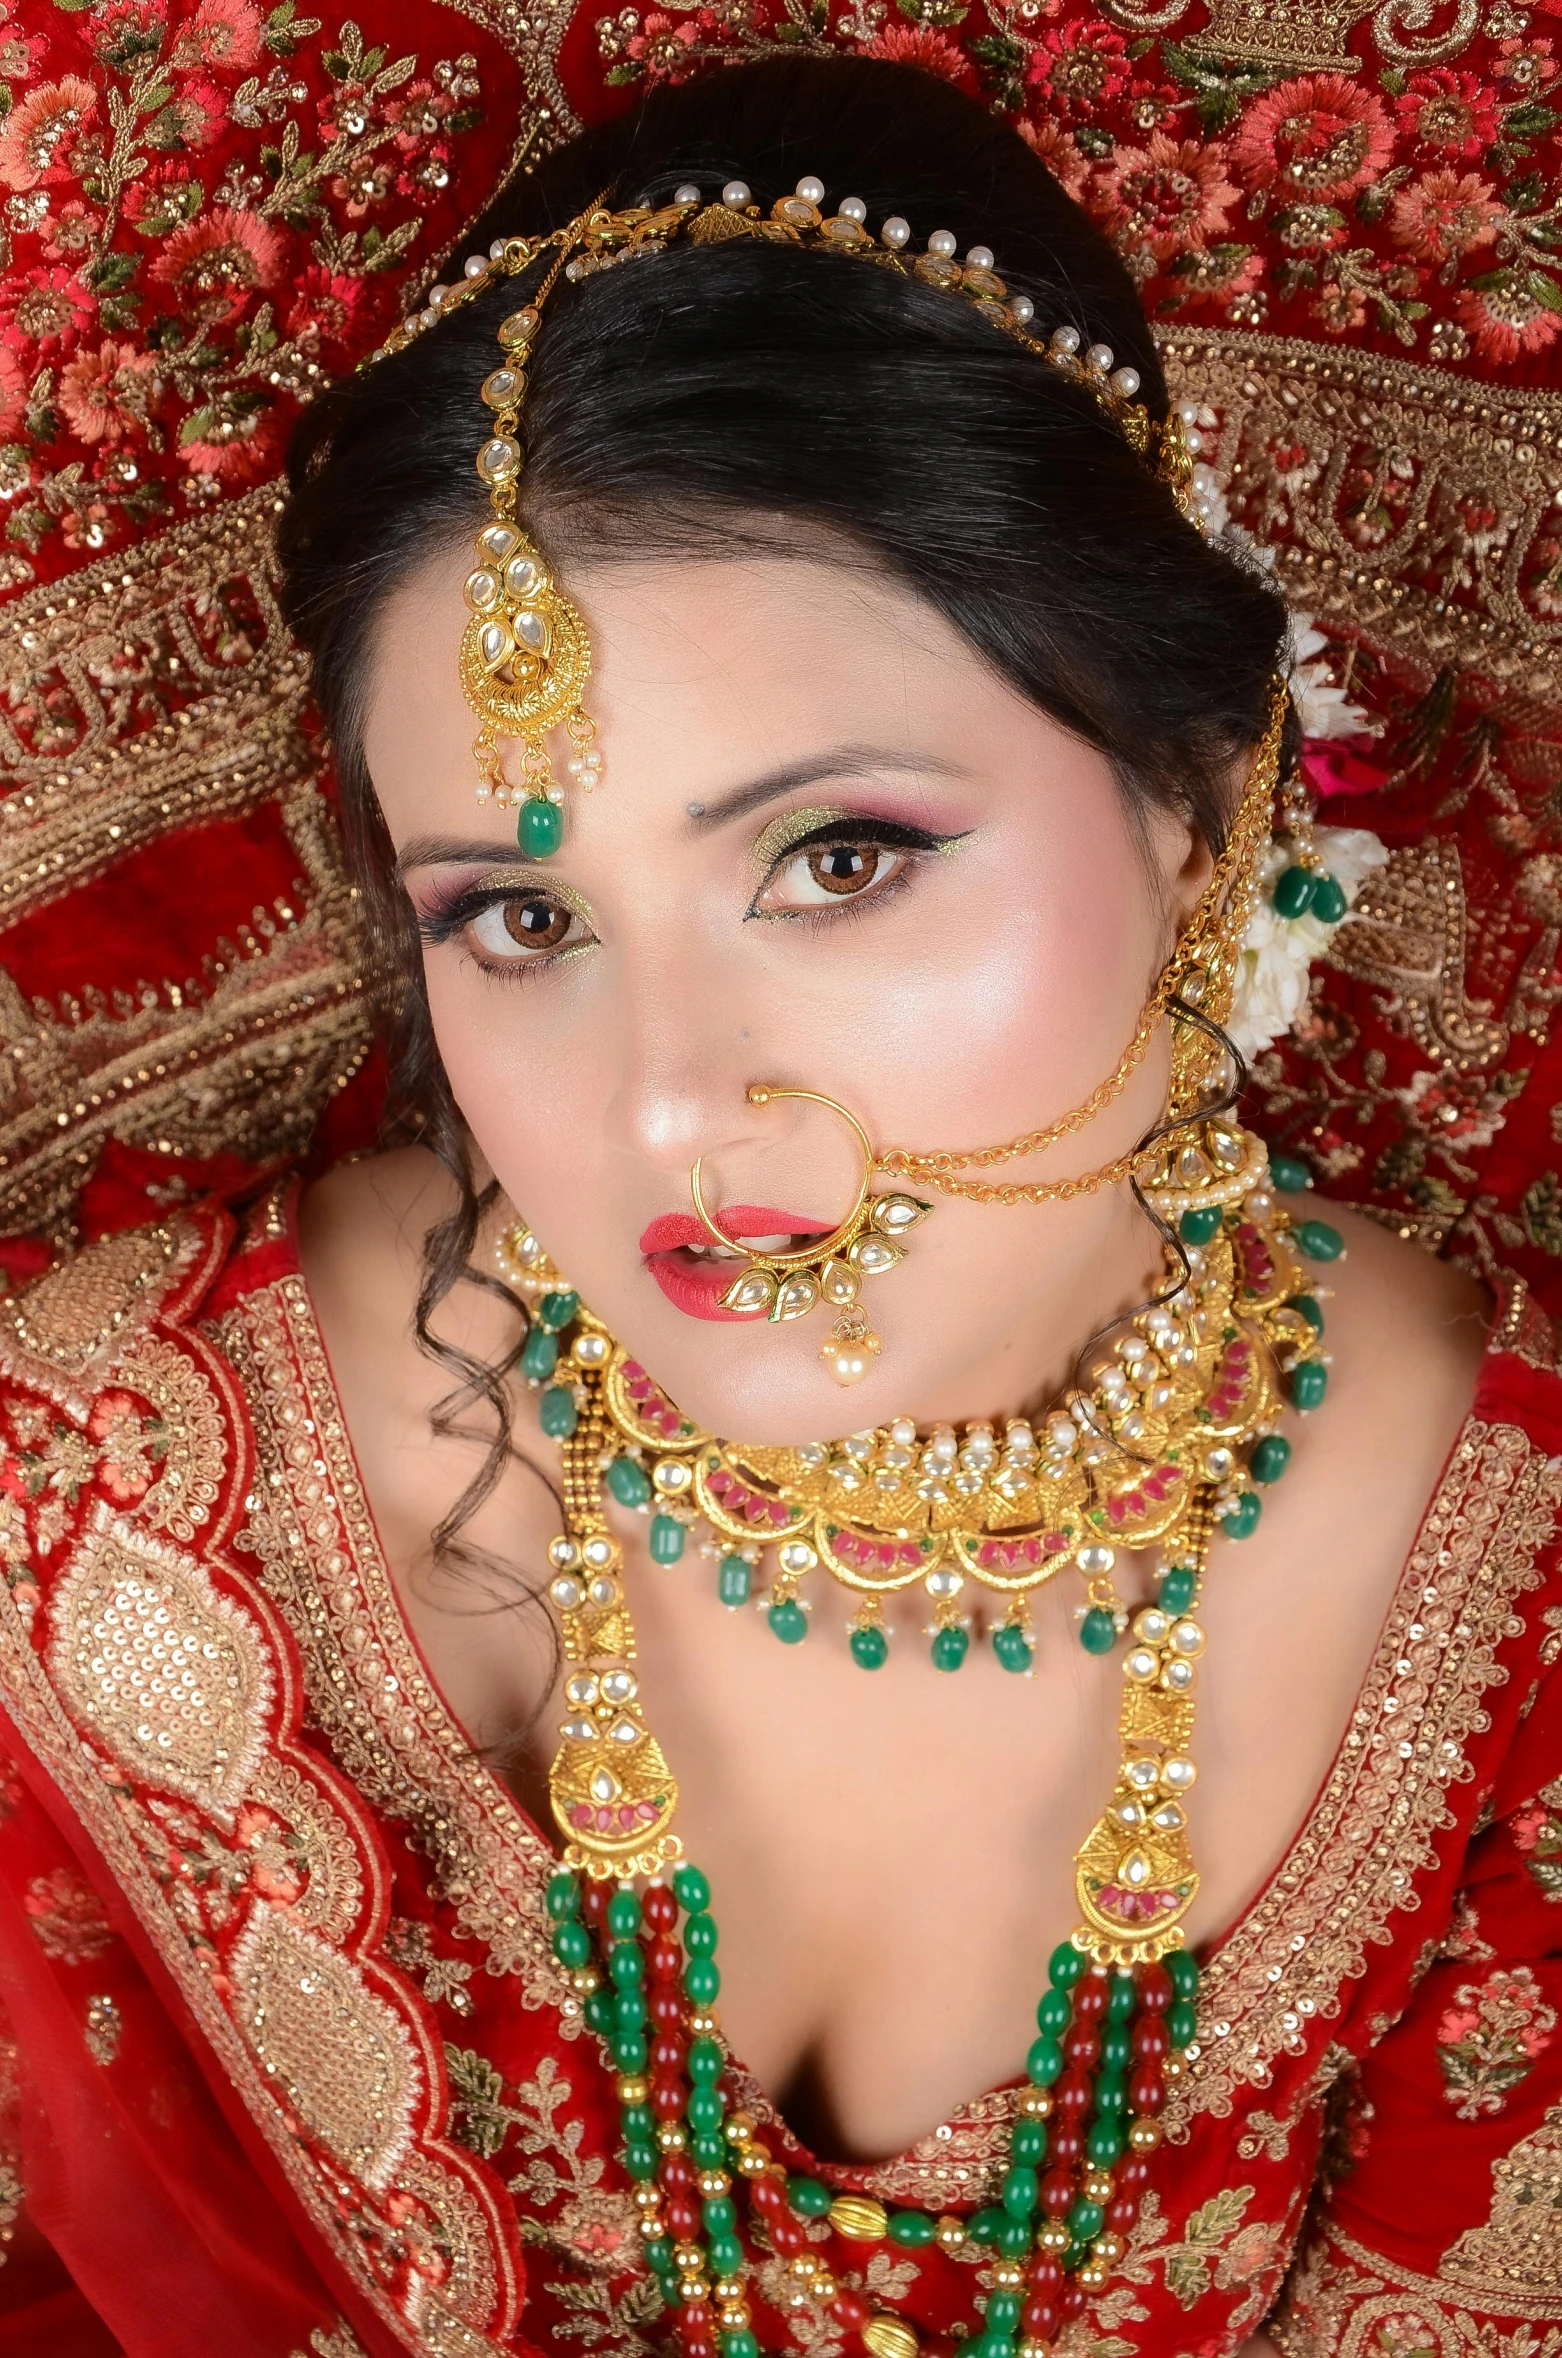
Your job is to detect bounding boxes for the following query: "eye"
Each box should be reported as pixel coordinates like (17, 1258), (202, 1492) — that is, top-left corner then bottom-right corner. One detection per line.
(461, 891), (593, 966)
(759, 838), (908, 913)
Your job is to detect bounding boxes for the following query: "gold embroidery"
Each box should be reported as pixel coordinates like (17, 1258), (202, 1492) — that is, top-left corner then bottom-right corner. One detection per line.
(0, 1222), (197, 1416)
(1237, 2044), (1356, 2163)
(1325, 843), (1508, 1075)
(1183, 0), (1374, 72)
(232, 1905), (421, 2193)
(1279, 2220), (1562, 2349)
(397, 2153), (505, 2345)
(386, 1919), (476, 2017)
(1174, 1421), (1561, 2131)
(49, 1503), (273, 1820)
(1157, 333), (1562, 711)
(0, 497), (373, 1237)
(1440, 2101), (1562, 2304)
(291, 2328), (370, 2358)
(249, 1757), (365, 1944)
(112, 1337), (227, 1542)
(210, 1278), (573, 2013)
(84, 1992), (122, 2065)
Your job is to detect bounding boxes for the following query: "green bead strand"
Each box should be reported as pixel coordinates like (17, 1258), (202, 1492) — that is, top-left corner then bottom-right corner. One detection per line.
(1290, 1359), (1328, 1411)
(546, 1869), (580, 1921)
(520, 1329), (558, 1383)
(537, 1289), (579, 1331)
(788, 2175), (832, 2217)
(887, 2211), (937, 2246)
(1048, 1942), (1087, 1989)
(930, 1624), (970, 1672)
(1219, 1492), (1261, 1541)
(673, 1863), (710, 1913)
(850, 1624), (889, 1670)
(1249, 1433), (1292, 1484)
(1159, 1563), (1197, 1615)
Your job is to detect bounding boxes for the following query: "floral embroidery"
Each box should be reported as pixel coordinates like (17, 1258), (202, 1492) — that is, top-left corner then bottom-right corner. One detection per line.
(1436, 1965), (1558, 2119)
(23, 1864), (115, 1964)
(589, 0), (1560, 360)
(0, 7), (487, 569)
(384, 1916), (476, 2016)
(1118, 2185), (1293, 2340)
(1511, 1780), (1562, 1902)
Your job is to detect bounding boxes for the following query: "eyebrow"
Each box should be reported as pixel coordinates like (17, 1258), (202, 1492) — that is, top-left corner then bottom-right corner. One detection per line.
(686, 745), (971, 834)
(393, 744), (972, 880)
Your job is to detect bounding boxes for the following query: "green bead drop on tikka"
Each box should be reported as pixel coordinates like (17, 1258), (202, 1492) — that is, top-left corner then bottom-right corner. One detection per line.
(538, 1384), (577, 1439)
(1290, 1359), (1328, 1411)
(517, 796), (563, 859)
(1178, 1202), (1222, 1246)
(717, 1554), (752, 1608)
(931, 1623), (970, 1672)
(1158, 1563), (1197, 1615)
(1296, 1217), (1345, 1262)
(1220, 1491), (1261, 1540)
(1079, 1605), (1118, 1655)
(1268, 1154), (1312, 1193)
(767, 1596), (808, 1644)
(606, 1455), (652, 1508)
(850, 1623), (889, 1670)
(1271, 864), (1317, 919)
(1249, 1433), (1292, 1484)
(1290, 1293), (1325, 1333)
(1311, 872), (1348, 924)
(649, 1513), (686, 1564)
(520, 1328), (559, 1382)
(993, 1622), (1033, 1673)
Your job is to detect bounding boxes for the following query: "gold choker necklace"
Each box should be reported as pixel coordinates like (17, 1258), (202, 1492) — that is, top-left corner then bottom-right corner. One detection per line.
(496, 1112), (1339, 1948)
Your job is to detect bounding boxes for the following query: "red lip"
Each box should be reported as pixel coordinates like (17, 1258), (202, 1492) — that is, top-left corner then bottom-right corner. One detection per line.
(638, 1205), (828, 1255)
(640, 1205), (831, 1324)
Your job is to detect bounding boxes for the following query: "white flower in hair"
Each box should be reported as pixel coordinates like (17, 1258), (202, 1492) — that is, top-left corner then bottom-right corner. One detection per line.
(1286, 607), (1372, 742)
(1228, 826), (1387, 1060)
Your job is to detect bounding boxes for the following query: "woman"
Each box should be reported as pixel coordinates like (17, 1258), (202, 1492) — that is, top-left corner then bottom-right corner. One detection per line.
(0, 33), (1556, 2358)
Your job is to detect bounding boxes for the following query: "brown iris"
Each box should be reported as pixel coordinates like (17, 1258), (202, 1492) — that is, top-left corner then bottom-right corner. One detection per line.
(806, 842), (877, 897)
(501, 894), (572, 950)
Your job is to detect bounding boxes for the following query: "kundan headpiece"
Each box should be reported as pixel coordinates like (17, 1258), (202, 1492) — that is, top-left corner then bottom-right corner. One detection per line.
(370, 177), (1214, 859)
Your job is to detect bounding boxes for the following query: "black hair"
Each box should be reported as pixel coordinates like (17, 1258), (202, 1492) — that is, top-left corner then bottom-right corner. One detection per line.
(277, 53), (1291, 1608)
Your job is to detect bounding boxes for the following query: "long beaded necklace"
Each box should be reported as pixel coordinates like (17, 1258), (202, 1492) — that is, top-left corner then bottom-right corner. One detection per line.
(498, 1119), (1341, 2358)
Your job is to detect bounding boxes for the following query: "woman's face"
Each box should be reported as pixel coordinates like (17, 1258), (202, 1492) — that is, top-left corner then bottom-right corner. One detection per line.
(364, 541), (1209, 1441)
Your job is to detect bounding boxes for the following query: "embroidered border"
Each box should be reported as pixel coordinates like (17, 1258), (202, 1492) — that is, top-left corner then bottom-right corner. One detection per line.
(0, 1222), (523, 2355)
(1158, 332), (1562, 714)
(210, 1274), (574, 2016)
(1277, 2219), (1562, 2353)
(1178, 1419), (1561, 2128)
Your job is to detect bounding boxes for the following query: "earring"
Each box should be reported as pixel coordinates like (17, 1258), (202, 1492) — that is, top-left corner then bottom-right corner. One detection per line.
(689, 1084), (931, 1384)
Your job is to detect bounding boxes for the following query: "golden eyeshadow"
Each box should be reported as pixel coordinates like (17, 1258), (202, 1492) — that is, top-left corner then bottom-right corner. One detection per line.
(459, 867), (595, 923)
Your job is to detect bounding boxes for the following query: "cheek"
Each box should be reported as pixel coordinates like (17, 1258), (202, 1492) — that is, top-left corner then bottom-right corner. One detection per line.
(420, 958), (606, 1207)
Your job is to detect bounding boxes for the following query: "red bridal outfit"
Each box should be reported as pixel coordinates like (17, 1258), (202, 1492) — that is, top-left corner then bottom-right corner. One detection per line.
(0, 3), (1558, 2355)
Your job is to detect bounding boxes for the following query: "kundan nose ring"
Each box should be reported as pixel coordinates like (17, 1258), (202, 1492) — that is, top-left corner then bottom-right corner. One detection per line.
(689, 1084), (932, 1383)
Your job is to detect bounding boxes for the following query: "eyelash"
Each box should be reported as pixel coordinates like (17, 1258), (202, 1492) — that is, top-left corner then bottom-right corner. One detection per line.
(416, 819), (958, 979)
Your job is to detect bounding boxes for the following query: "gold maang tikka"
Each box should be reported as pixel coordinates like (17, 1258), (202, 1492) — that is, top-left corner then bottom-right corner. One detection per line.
(369, 173), (1211, 863)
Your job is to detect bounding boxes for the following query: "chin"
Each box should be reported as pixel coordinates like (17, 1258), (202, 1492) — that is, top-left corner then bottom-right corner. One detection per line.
(609, 1290), (927, 1444)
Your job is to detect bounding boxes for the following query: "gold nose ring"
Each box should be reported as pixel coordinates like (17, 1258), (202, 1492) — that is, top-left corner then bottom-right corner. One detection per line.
(688, 1083), (932, 1382)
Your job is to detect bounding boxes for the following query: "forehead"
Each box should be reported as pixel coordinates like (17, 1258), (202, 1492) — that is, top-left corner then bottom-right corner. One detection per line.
(360, 542), (1041, 830)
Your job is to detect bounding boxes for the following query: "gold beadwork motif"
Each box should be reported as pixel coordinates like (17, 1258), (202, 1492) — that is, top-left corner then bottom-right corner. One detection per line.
(49, 1503), (273, 1820)
(1157, 333), (1562, 711)
(1176, 1408), (1562, 2133)
(211, 1275), (576, 2007)
(0, 504), (373, 1241)
(1278, 2219), (1562, 2352)
(1441, 2102), (1562, 2301)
